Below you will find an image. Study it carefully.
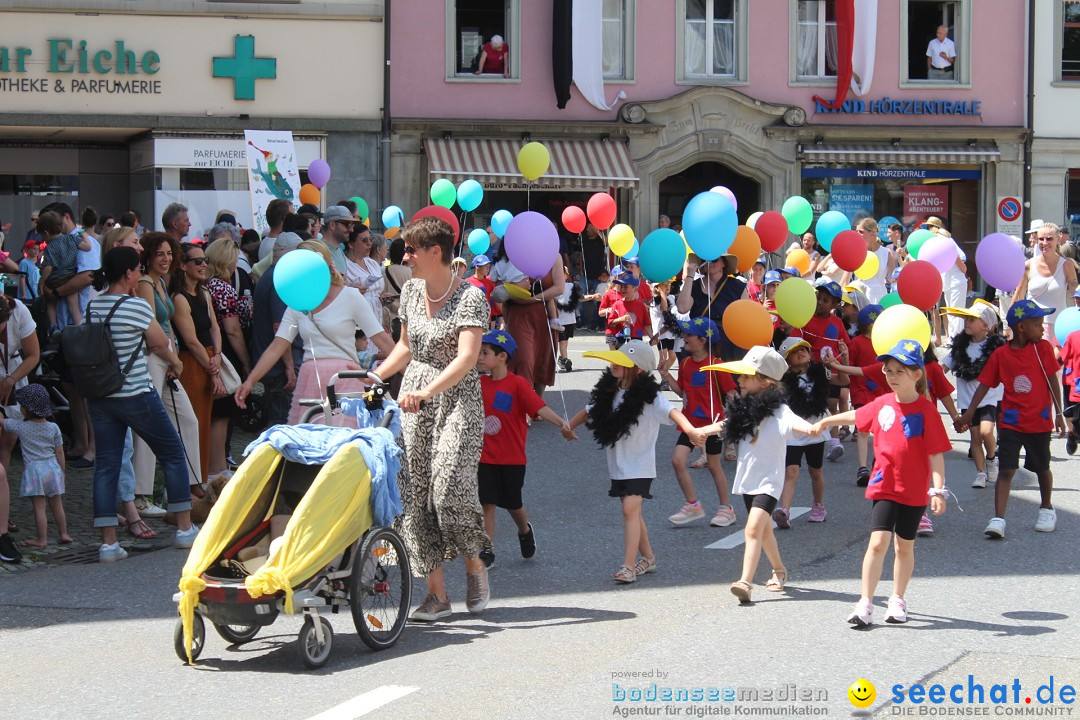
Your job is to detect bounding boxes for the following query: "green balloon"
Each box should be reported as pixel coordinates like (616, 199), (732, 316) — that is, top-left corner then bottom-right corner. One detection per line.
(906, 229), (935, 259)
(430, 179), (457, 209)
(782, 196), (814, 236)
(349, 196), (369, 221)
(775, 277), (816, 328)
(880, 291), (903, 309)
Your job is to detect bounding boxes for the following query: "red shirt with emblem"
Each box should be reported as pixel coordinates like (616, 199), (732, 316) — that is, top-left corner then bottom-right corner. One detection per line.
(608, 296), (649, 338)
(480, 372), (547, 466)
(855, 394), (952, 506)
(677, 354), (736, 428)
(847, 334), (883, 406)
(1060, 332), (1080, 402)
(860, 360), (954, 402)
(795, 314), (850, 363)
(977, 339), (1059, 433)
(467, 275), (498, 319)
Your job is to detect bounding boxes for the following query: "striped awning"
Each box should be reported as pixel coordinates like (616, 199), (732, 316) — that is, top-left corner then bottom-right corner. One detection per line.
(800, 143), (1000, 164)
(424, 138), (638, 190)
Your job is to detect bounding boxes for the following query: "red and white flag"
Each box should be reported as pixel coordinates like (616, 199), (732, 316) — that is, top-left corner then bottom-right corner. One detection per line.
(813, 0), (877, 110)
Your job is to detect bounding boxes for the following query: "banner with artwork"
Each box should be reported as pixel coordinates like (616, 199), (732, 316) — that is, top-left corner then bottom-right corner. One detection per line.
(244, 130), (301, 236)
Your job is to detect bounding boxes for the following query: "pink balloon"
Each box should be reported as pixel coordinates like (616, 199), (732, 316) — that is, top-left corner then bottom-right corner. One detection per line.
(976, 233), (1026, 292)
(918, 235), (959, 274)
(308, 159), (331, 189)
(710, 186), (738, 212)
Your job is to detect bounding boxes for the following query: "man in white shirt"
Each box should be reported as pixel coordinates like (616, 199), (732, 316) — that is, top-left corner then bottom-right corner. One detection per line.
(926, 25), (956, 80)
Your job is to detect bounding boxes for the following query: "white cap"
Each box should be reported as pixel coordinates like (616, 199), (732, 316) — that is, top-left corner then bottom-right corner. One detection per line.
(703, 345), (788, 382)
(942, 299), (1000, 329)
(1026, 219), (1046, 234)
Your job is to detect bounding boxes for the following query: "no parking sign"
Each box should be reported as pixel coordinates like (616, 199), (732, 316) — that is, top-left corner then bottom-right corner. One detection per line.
(997, 196), (1023, 237)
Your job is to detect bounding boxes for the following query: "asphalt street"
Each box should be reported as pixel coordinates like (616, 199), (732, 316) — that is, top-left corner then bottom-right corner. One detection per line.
(2, 331), (1079, 720)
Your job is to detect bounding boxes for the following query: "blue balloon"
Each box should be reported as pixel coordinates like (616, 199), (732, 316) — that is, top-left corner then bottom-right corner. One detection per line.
(815, 210), (850, 252)
(467, 227), (490, 255)
(457, 180), (484, 212)
(491, 209), (514, 239)
(682, 192), (737, 261)
(381, 205), (404, 229)
(878, 216), (901, 242)
(1056, 306), (1080, 346)
(273, 248), (331, 312)
(638, 228), (687, 283)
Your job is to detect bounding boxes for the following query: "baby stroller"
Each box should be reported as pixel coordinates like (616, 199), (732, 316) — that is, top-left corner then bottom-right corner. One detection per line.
(173, 371), (411, 669)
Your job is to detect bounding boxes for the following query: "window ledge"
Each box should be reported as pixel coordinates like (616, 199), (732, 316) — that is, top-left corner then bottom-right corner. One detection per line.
(1051, 81), (1080, 88)
(791, 79), (838, 87)
(603, 78), (636, 85)
(676, 78), (748, 87)
(445, 75), (521, 84)
(899, 80), (973, 90)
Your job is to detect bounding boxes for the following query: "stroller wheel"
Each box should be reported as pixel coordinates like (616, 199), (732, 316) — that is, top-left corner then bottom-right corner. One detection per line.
(298, 616), (334, 669)
(213, 622), (260, 645)
(350, 526), (412, 650)
(174, 612), (205, 664)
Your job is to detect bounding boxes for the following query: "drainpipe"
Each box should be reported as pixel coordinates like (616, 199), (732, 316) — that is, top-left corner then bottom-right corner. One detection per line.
(1022, 0), (1035, 230)
(379, 0), (392, 214)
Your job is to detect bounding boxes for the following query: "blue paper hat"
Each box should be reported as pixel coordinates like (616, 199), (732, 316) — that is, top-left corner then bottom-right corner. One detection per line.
(613, 274), (640, 287)
(472, 254), (491, 267)
(781, 266), (800, 276)
(677, 316), (720, 339)
(1007, 299), (1055, 327)
(763, 270), (782, 285)
(856, 304), (884, 326)
(482, 330), (518, 358)
(877, 339), (925, 369)
(814, 278), (843, 298)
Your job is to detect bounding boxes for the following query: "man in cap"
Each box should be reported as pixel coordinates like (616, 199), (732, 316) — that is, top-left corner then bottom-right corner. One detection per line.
(320, 206), (359, 275)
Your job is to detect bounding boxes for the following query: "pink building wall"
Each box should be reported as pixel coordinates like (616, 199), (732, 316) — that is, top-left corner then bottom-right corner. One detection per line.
(390, 1), (1025, 128)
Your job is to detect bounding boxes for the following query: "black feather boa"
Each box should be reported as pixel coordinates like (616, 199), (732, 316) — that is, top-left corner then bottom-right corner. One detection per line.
(722, 387), (787, 445)
(586, 368), (661, 448)
(556, 283), (582, 313)
(782, 362), (830, 419)
(949, 332), (1005, 380)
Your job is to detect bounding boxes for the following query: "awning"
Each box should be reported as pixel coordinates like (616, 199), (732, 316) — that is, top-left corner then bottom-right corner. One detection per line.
(424, 138), (638, 190)
(800, 143), (1000, 164)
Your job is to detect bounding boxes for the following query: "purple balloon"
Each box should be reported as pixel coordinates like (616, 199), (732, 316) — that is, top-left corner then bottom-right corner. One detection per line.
(710, 185), (738, 212)
(504, 211), (560, 279)
(919, 235), (959, 274)
(308, 159), (331, 189)
(976, 233), (1025, 292)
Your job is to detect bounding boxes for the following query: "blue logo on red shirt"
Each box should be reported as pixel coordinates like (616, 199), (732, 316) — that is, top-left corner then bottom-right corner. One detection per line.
(493, 391), (513, 413)
(902, 412), (924, 439)
(825, 324), (839, 339)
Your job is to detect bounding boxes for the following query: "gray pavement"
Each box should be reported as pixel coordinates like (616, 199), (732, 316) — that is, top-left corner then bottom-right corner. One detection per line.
(2, 330), (1079, 720)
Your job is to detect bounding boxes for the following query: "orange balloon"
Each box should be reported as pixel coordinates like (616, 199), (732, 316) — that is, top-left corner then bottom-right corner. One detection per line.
(730, 226), (762, 273)
(384, 226), (400, 238)
(722, 299), (774, 350)
(786, 248), (811, 276)
(299, 183), (320, 206)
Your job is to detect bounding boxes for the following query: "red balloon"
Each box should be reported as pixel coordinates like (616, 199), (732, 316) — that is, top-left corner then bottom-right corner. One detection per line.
(754, 211), (790, 253)
(896, 260), (943, 311)
(411, 204), (460, 241)
(587, 192), (617, 231)
(830, 230), (867, 272)
(562, 205), (587, 234)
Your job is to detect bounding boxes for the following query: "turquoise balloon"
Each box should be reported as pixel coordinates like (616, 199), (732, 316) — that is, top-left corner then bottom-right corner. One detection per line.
(430, 178), (456, 209)
(467, 228), (490, 255)
(638, 228), (687, 283)
(457, 179), (484, 212)
(782, 196), (814, 235)
(274, 247), (331, 312)
(491, 209), (514, 239)
(381, 205), (404, 229)
(814, 210), (849, 252)
(682, 191), (737, 261)
(880, 291), (903, 309)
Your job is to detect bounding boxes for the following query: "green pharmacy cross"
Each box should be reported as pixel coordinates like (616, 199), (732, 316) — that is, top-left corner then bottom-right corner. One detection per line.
(213, 35), (276, 100)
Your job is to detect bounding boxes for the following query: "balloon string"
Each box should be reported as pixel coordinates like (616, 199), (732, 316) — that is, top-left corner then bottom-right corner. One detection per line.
(458, 210), (468, 259)
(543, 303), (570, 423)
(704, 268), (715, 423)
(578, 231), (588, 293)
(599, 229), (610, 272)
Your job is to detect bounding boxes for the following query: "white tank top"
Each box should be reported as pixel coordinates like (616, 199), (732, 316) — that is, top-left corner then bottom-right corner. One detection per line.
(1027, 257), (1067, 324)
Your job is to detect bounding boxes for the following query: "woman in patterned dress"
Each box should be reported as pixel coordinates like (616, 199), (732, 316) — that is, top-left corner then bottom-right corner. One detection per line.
(375, 216), (492, 622)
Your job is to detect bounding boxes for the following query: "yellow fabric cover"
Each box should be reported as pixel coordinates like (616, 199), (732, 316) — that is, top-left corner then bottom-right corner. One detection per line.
(177, 443), (283, 664)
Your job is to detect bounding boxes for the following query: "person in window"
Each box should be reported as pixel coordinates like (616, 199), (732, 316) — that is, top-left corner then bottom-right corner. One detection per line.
(926, 25), (956, 80)
(474, 34), (509, 77)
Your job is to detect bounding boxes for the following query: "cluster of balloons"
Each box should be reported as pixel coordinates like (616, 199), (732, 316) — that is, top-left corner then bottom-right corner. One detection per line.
(429, 178), (485, 213)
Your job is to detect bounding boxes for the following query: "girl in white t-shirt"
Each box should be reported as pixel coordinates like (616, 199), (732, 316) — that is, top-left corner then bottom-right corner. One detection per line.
(697, 346), (815, 604)
(565, 340), (700, 584)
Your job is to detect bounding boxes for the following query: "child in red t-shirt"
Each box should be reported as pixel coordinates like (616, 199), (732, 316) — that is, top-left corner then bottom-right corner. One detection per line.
(607, 276), (652, 345)
(467, 255), (497, 329)
(659, 317), (737, 528)
(1059, 327), (1080, 453)
(477, 331), (572, 569)
(598, 272), (629, 347)
(837, 305), (887, 487)
(798, 280), (851, 462)
(956, 300), (1066, 538)
(814, 339), (950, 627)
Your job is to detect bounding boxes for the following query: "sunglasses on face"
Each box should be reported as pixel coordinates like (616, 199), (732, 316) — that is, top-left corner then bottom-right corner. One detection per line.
(404, 245), (417, 255)
(185, 257), (207, 265)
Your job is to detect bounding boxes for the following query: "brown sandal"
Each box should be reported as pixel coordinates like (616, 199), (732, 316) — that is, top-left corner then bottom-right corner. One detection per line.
(765, 568), (787, 592)
(730, 580), (752, 604)
(127, 519), (158, 540)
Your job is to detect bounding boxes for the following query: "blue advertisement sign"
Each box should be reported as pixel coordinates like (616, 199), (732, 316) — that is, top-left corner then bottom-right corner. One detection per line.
(829, 185), (875, 224)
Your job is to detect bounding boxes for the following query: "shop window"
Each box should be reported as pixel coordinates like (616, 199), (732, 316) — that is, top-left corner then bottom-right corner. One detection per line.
(603, 0), (636, 81)
(1061, 1), (1080, 82)
(676, 0), (748, 84)
(900, 0), (970, 86)
(794, 0), (837, 80)
(446, 0), (519, 81)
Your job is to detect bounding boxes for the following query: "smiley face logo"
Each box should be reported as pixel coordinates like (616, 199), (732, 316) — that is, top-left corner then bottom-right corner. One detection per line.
(848, 679), (876, 709)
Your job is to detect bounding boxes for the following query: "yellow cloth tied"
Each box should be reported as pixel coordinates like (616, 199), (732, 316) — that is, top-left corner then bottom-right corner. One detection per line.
(177, 575), (207, 665)
(245, 567), (295, 613)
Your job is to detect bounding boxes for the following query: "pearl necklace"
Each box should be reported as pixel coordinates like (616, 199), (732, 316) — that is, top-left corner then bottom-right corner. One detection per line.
(425, 274), (456, 304)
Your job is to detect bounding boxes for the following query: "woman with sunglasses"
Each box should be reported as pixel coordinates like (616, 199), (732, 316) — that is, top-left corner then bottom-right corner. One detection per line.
(345, 225), (387, 319)
(842, 218), (896, 305)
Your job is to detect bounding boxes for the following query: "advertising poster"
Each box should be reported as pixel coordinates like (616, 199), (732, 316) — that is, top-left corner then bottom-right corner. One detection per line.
(904, 185), (949, 227)
(829, 184), (875, 224)
(244, 129), (301, 236)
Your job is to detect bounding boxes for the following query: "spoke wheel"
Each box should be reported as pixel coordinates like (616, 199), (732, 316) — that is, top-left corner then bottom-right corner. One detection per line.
(350, 527), (412, 650)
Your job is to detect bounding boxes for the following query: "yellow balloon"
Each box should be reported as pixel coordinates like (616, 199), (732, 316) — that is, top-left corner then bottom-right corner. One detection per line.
(517, 141), (551, 181)
(774, 277), (816, 328)
(871, 304), (932, 356)
(855, 251), (879, 281)
(608, 223), (636, 257)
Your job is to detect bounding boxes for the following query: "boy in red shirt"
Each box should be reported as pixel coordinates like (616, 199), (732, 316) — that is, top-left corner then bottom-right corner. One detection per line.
(477, 331), (572, 568)
(608, 275), (652, 346)
(1060, 325), (1080, 454)
(467, 254), (497, 329)
(956, 299), (1066, 538)
(837, 305), (886, 487)
(797, 279), (850, 462)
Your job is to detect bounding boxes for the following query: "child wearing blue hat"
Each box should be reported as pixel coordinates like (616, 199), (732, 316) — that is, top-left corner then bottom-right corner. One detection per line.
(466, 254), (498, 330)
(813, 339), (951, 626)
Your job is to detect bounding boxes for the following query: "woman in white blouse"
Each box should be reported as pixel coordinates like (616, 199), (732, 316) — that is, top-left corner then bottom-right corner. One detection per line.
(345, 226), (387, 319)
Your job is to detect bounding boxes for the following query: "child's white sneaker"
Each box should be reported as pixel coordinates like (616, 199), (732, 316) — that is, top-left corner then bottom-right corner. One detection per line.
(709, 505), (737, 527)
(885, 595), (908, 624)
(668, 501), (705, 525)
(972, 471), (988, 489)
(1035, 508), (1057, 533)
(847, 598), (873, 627)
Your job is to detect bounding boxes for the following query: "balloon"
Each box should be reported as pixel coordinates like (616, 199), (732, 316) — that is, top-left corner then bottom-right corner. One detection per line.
(517, 142), (550, 181)
(682, 191), (737, 261)
(754, 211), (790, 253)
(918, 235), (959, 274)
(896, 260), (944, 311)
(976, 232), (1026, 292)
(429, 179), (456, 209)
(504, 211), (559, 278)
(878, 216), (901, 242)
(879, 291), (903, 309)
(854, 251), (880, 281)
(782, 196), (814, 235)
(906, 228), (935, 259)
(785, 248), (811, 276)
(608, 224), (636, 257)
(729, 226), (762, 273)
(638, 228), (687, 283)
(872, 304), (932, 355)
(587, 192), (617, 230)
(467, 228), (490, 255)
(457, 179), (484, 212)
(831, 230), (867, 272)
(384, 226), (400, 239)
(307, 159), (331, 189)
(815, 210), (850, 252)
(562, 206), (587, 234)
(775, 277), (816, 328)
(722, 299), (774, 350)
(274, 247), (331, 312)
(746, 211), (763, 229)
(411, 205), (460, 240)
(491, 209), (514, 239)
(299, 184), (320, 206)
(349, 196), (369, 221)
(710, 186), (738, 212)
(382, 205), (404, 229)
(1056, 307), (1080, 346)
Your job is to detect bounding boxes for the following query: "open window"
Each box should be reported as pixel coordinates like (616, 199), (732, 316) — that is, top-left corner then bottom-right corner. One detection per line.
(446, 0), (519, 81)
(676, 0), (748, 84)
(794, 0), (838, 81)
(901, 0), (970, 86)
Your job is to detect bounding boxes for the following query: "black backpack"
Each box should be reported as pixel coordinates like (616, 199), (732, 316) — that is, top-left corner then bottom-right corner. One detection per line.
(60, 296), (145, 399)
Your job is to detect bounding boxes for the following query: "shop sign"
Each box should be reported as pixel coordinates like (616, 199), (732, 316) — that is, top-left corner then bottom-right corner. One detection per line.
(802, 168), (983, 180)
(905, 185), (949, 225)
(814, 98), (982, 116)
(0, 38), (162, 95)
(830, 185), (874, 223)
